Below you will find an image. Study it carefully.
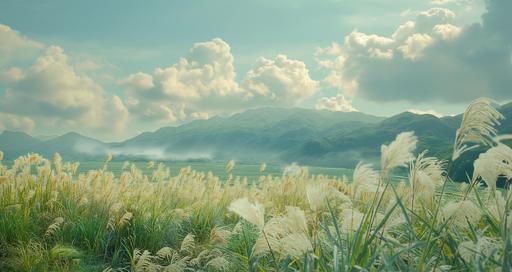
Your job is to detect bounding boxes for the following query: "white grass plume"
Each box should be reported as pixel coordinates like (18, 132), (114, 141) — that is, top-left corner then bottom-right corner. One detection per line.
(472, 144), (512, 191)
(439, 200), (482, 229)
(209, 226), (232, 245)
(353, 162), (379, 188)
(229, 198), (265, 230)
(179, 233), (195, 255)
(279, 233), (313, 258)
(340, 208), (364, 232)
(49, 244), (81, 261)
(381, 132), (418, 174)
(225, 160), (235, 173)
(452, 98), (504, 161)
(117, 212), (133, 229)
(133, 249), (156, 272)
(409, 151), (446, 197)
(146, 161), (155, 169)
(259, 162), (267, 173)
(45, 217), (64, 238)
(283, 162), (308, 177)
(458, 237), (501, 264)
(283, 206), (309, 234)
(105, 153), (113, 163)
(156, 247), (176, 260)
(306, 184), (328, 212)
(252, 206), (312, 258)
(352, 162), (380, 196)
(206, 256), (229, 271)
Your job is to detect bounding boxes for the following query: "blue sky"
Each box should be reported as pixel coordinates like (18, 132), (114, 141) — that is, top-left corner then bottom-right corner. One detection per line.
(0, 0), (510, 141)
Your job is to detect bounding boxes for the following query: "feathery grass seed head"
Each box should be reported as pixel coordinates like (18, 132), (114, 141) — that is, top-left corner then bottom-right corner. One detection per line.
(228, 198), (265, 230)
(381, 132), (417, 174)
(453, 98), (504, 161)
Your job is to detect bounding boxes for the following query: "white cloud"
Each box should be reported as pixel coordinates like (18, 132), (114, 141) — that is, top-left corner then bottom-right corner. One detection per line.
(432, 24), (462, 39)
(109, 95), (130, 133)
(122, 38), (242, 123)
(315, 94), (358, 112)
(316, 2), (512, 103)
(0, 67), (24, 83)
(415, 8), (455, 32)
(190, 111), (210, 120)
(155, 38), (241, 100)
(398, 33), (434, 60)
(0, 46), (129, 137)
(121, 72), (154, 90)
(430, 0), (455, 4)
(74, 58), (102, 72)
(0, 113), (34, 133)
(0, 24), (43, 66)
(407, 109), (443, 118)
(430, 0), (472, 5)
(123, 39), (318, 123)
(243, 54), (319, 107)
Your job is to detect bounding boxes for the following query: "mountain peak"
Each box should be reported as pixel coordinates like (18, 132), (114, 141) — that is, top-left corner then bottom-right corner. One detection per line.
(501, 101), (512, 111)
(49, 131), (104, 144)
(59, 131), (84, 138)
(0, 130), (32, 137)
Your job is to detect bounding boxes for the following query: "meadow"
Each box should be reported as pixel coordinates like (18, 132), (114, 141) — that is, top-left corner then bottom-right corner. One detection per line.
(1, 98), (511, 271)
(0, 161), (355, 185)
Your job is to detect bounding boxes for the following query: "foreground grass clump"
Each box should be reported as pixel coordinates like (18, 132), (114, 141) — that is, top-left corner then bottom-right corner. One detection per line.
(1, 98), (512, 271)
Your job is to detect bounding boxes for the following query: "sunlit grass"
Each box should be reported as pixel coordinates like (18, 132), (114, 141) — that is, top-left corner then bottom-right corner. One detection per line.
(0, 98), (511, 271)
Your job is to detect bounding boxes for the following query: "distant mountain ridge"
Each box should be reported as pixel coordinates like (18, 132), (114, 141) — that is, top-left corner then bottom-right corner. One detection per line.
(1, 103), (511, 178)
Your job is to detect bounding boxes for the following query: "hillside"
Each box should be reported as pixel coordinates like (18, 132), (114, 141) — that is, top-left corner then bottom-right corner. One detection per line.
(1, 102), (510, 180)
(0, 131), (43, 159)
(111, 108), (384, 162)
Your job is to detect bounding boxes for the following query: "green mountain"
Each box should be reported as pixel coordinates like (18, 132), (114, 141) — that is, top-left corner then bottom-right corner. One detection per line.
(0, 131), (42, 159)
(1, 102), (510, 182)
(291, 112), (459, 167)
(0, 131), (106, 161)
(112, 108), (384, 163)
(38, 132), (107, 160)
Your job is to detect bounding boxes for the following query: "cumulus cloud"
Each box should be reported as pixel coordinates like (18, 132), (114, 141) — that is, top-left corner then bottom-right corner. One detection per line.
(315, 94), (358, 112)
(415, 8), (455, 32)
(0, 113), (34, 133)
(430, 0), (473, 5)
(431, 0), (454, 4)
(122, 39), (318, 123)
(0, 67), (24, 83)
(243, 54), (319, 107)
(398, 33), (434, 60)
(0, 46), (129, 137)
(120, 72), (154, 90)
(0, 24), (43, 66)
(74, 59), (102, 72)
(122, 38), (242, 123)
(317, 1), (512, 103)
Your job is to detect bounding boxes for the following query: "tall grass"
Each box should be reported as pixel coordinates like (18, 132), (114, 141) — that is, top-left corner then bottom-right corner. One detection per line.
(1, 98), (511, 271)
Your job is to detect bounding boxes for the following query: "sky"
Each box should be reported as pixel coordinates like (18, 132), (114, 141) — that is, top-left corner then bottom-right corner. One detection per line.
(0, 0), (510, 141)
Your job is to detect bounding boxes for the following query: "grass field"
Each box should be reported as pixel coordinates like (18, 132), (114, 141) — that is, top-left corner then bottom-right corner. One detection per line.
(64, 161), (354, 183)
(0, 160), (466, 195)
(1, 99), (511, 271)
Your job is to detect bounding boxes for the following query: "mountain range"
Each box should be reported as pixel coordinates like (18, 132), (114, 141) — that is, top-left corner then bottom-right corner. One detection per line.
(1, 102), (511, 180)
